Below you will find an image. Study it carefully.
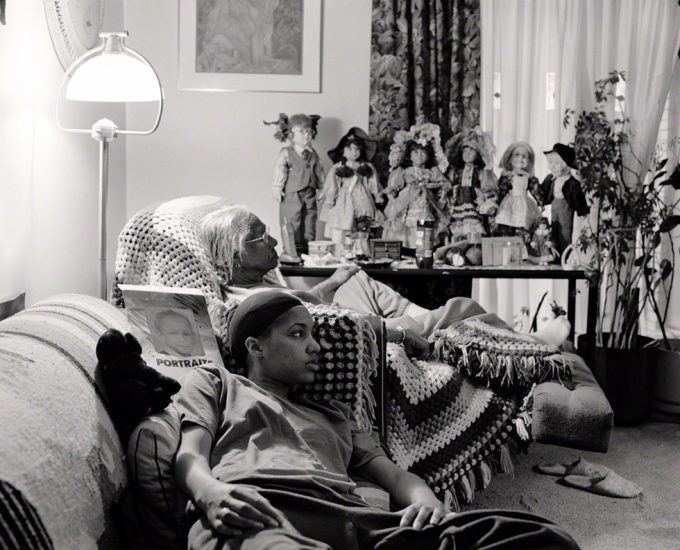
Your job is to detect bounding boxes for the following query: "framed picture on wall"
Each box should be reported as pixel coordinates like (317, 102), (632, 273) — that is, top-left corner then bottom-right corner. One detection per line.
(178, 0), (322, 93)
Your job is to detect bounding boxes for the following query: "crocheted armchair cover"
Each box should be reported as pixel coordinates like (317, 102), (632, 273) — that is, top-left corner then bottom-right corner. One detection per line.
(112, 196), (379, 430)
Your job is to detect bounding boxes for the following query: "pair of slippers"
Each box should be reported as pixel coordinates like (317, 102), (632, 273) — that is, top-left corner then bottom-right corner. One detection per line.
(533, 458), (643, 498)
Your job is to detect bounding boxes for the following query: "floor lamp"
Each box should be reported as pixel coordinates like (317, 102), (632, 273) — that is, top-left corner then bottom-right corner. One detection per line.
(57, 32), (163, 300)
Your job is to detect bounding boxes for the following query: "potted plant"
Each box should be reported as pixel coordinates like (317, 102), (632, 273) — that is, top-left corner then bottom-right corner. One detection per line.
(564, 71), (680, 424)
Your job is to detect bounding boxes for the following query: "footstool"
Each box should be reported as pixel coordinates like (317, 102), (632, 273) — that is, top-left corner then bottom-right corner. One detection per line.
(531, 352), (614, 452)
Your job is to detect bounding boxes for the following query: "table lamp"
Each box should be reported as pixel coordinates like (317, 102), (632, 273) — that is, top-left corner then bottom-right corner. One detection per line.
(57, 31), (163, 299)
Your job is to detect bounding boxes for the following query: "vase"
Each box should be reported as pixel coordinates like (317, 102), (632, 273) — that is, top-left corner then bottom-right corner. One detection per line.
(577, 334), (656, 425)
(651, 340), (680, 421)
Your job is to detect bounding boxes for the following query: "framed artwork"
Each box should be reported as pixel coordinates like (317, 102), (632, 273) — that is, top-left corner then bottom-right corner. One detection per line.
(178, 0), (322, 93)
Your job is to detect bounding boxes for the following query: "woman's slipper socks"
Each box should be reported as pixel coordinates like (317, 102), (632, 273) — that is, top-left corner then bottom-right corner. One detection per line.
(559, 472), (643, 499)
(533, 458), (609, 478)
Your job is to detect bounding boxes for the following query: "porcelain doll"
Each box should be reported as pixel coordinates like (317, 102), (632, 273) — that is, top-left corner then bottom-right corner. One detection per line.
(383, 123), (451, 248)
(541, 143), (589, 255)
(528, 216), (558, 265)
(494, 141), (543, 237)
(444, 127), (498, 240)
(265, 113), (325, 255)
(318, 128), (383, 256)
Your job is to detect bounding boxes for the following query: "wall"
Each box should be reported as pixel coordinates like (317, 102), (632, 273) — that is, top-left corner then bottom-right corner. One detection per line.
(123, 0), (372, 241)
(0, 0), (126, 304)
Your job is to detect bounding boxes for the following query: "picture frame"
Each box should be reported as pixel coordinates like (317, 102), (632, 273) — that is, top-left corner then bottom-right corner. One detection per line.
(178, 0), (322, 93)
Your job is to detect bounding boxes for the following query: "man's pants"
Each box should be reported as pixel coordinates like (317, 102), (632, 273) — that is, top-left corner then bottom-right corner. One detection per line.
(188, 488), (579, 549)
(280, 187), (317, 255)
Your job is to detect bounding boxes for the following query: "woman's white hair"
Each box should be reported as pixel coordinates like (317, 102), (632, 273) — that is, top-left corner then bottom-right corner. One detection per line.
(198, 205), (258, 284)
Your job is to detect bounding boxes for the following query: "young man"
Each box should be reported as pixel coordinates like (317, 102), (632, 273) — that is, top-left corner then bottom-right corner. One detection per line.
(174, 291), (578, 549)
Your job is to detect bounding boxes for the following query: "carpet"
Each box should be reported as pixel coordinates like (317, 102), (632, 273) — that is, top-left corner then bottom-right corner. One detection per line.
(462, 422), (680, 550)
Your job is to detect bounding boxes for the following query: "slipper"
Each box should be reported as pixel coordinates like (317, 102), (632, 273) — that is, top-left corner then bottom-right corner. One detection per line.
(560, 472), (643, 498)
(533, 457), (609, 478)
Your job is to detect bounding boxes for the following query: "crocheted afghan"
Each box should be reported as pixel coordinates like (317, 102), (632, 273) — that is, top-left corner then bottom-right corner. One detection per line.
(431, 318), (571, 389)
(112, 196), (378, 430)
(385, 344), (523, 511)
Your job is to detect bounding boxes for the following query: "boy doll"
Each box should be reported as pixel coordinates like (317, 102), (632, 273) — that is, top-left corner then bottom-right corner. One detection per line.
(541, 143), (589, 255)
(269, 113), (326, 255)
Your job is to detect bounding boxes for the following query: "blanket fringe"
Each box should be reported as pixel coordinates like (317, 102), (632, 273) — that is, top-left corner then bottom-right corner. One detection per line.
(444, 487), (460, 513)
(500, 444), (514, 479)
(430, 320), (572, 389)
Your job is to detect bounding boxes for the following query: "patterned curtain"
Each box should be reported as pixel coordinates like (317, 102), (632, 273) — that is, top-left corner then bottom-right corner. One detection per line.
(369, 0), (481, 179)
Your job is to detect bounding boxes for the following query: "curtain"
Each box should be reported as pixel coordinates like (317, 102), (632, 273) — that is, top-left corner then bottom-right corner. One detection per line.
(477, 0), (680, 332)
(369, 0), (481, 178)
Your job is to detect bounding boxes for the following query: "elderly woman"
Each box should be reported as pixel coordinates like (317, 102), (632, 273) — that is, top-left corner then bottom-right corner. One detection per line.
(198, 205), (569, 348)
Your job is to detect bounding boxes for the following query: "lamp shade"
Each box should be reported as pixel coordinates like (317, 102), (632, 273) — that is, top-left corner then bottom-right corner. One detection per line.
(65, 32), (162, 102)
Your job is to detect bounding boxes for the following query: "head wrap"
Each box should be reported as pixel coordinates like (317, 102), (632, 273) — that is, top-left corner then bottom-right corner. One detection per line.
(227, 291), (304, 364)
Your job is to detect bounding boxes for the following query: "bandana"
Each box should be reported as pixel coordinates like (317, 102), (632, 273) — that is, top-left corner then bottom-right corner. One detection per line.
(227, 291), (304, 364)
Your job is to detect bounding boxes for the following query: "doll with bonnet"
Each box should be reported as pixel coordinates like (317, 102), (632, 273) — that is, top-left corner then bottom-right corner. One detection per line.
(541, 143), (589, 255)
(383, 123), (451, 248)
(318, 127), (383, 256)
(444, 127), (498, 240)
(494, 141), (544, 236)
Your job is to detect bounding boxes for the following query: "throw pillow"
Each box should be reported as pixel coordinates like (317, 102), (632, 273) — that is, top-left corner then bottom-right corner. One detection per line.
(126, 404), (187, 548)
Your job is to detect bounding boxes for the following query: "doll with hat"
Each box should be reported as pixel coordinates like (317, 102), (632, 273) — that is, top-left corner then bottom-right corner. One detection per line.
(444, 127), (498, 240)
(265, 113), (325, 255)
(383, 123), (452, 248)
(494, 141), (544, 237)
(541, 143), (589, 255)
(318, 127), (384, 256)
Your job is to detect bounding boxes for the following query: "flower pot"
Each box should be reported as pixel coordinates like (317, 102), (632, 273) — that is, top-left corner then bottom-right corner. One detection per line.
(577, 334), (656, 425)
(651, 340), (680, 420)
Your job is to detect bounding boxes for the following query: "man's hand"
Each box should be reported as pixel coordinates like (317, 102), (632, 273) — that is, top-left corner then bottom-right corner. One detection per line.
(272, 188), (284, 203)
(398, 500), (446, 530)
(198, 481), (284, 537)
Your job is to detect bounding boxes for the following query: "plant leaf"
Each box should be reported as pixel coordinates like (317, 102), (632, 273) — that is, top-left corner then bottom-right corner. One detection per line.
(660, 259), (673, 280)
(659, 216), (680, 233)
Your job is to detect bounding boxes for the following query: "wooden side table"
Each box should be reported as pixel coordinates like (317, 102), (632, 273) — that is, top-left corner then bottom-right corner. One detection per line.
(279, 264), (598, 341)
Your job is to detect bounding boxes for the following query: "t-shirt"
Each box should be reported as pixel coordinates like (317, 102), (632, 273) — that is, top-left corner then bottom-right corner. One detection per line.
(176, 366), (386, 505)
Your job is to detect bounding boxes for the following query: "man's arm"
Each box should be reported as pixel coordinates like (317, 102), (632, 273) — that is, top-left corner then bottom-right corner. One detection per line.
(175, 423), (283, 536)
(355, 455), (446, 529)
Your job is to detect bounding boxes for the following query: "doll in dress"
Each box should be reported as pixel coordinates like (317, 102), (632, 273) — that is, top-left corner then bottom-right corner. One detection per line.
(444, 127), (498, 240)
(318, 127), (383, 257)
(541, 143), (589, 256)
(265, 113), (325, 255)
(383, 123), (451, 248)
(494, 141), (544, 237)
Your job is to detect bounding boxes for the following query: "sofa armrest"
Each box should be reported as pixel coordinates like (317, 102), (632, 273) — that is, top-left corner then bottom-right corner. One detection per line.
(531, 352), (614, 452)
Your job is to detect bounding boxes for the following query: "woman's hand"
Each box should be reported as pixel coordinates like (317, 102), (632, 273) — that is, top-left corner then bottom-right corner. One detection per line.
(327, 265), (361, 288)
(198, 481), (284, 537)
(386, 327), (430, 358)
(398, 500), (447, 530)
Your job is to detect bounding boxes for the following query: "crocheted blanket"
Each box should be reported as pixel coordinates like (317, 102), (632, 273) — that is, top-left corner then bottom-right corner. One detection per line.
(385, 344), (524, 511)
(431, 318), (570, 389)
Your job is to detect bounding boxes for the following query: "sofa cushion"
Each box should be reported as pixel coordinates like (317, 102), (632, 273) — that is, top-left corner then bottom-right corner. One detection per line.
(127, 404), (187, 548)
(0, 294), (130, 548)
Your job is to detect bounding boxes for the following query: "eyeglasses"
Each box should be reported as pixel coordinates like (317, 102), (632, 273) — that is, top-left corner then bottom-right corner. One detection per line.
(244, 226), (273, 245)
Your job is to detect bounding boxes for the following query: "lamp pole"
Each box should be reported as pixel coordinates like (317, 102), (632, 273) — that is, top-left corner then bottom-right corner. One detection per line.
(92, 119), (118, 300)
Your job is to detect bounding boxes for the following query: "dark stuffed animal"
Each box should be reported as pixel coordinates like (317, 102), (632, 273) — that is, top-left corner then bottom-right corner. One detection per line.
(96, 328), (181, 442)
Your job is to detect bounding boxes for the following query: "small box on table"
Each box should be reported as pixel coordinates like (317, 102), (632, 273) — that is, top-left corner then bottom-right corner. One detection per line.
(370, 239), (402, 261)
(481, 236), (525, 266)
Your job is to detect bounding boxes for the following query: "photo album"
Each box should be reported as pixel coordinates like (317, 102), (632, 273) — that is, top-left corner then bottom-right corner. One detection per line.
(118, 284), (224, 377)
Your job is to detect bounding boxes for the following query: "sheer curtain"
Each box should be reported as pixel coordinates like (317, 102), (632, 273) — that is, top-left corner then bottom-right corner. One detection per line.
(477, 0), (680, 333)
